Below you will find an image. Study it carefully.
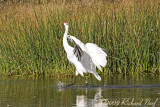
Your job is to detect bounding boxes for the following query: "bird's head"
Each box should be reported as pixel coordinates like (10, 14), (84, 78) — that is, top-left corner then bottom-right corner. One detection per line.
(64, 22), (69, 35)
(64, 22), (68, 26)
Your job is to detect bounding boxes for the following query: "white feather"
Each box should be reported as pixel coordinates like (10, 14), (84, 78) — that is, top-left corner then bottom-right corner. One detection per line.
(63, 22), (107, 81)
(85, 43), (107, 71)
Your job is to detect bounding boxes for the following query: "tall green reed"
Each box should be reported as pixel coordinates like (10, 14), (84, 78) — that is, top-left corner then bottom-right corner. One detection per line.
(0, 0), (159, 76)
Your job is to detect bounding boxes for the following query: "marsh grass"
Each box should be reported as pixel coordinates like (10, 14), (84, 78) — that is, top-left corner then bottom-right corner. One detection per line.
(0, 0), (160, 76)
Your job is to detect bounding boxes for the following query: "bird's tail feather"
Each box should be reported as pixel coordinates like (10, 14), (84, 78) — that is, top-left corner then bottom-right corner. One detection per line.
(93, 73), (101, 81)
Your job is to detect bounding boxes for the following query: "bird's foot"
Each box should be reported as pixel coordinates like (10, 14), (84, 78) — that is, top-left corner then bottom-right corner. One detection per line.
(85, 83), (89, 87)
(84, 81), (89, 87)
(83, 77), (89, 87)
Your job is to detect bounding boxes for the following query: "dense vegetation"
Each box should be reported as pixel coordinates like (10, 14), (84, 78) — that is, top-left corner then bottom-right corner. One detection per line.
(0, 0), (159, 76)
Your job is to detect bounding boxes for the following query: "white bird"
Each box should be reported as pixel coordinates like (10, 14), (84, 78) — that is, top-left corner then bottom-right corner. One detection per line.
(63, 22), (107, 86)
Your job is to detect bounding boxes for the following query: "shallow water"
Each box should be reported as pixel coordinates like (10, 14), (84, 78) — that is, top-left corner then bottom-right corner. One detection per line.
(0, 75), (160, 107)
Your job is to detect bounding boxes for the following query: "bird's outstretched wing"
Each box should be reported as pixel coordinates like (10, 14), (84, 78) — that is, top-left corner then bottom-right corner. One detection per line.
(85, 43), (107, 72)
(67, 35), (86, 61)
(67, 36), (101, 81)
(72, 40), (84, 61)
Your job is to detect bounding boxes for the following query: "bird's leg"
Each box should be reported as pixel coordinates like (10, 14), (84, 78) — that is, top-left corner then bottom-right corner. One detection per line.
(67, 76), (77, 86)
(83, 77), (89, 86)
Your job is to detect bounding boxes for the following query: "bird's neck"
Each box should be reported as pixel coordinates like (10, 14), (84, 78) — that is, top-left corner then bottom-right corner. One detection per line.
(63, 26), (72, 53)
(64, 26), (68, 35)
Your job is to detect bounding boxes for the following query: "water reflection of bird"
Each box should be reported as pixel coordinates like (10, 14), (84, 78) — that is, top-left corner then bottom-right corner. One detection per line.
(75, 88), (108, 107)
(63, 22), (107, 86)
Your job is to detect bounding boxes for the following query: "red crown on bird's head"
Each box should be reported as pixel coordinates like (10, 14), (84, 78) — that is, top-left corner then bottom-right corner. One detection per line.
(64, 22), (68, 23)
